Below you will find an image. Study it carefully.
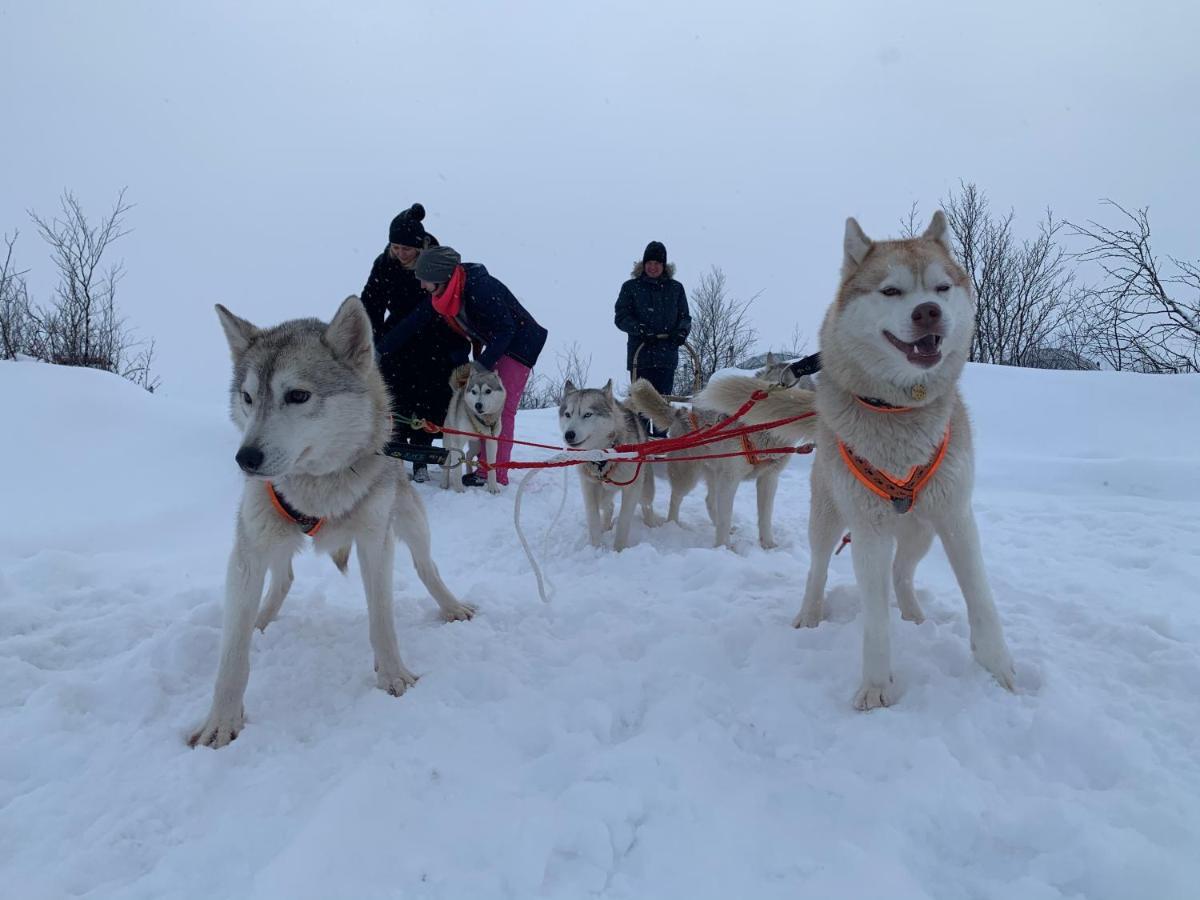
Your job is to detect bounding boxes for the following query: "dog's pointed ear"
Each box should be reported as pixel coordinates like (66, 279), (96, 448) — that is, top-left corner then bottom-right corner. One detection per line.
(922, 210), (952, 252)
(450, 364), (471, 391)
(602, 379), (614, 399)
(843, 217), (873, 273)
(325, 295), (374, 370)
(563, 379), (576, 396)
(215, 304), (259, 358)
(766, 351), (776, 366)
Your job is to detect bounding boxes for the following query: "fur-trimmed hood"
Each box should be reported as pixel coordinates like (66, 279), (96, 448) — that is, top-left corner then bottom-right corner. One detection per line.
(630, 261), (677, 279)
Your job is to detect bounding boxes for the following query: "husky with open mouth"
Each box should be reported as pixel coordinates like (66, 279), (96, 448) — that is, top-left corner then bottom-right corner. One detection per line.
(697, 212), (1015, 709)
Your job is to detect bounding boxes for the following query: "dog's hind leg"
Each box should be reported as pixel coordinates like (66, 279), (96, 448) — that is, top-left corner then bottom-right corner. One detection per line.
(936, 508), (1015, 691)
(794, 478), (843, 628)
(393, 487), (475, 622)
(667, 461), (699, 524)
(893, 521), (934, 624)
(189, 536), (273, 748)
(356, 523), (419, 696)
(254, 557), (294, 632)
(756, 469), (782, 550)
(850, 528), (896, 711)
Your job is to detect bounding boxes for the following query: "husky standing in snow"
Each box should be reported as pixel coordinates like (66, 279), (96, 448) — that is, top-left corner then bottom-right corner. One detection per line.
(627, 378), (802, 550)
(190, 296), (474, 748)
(559, 380), (660, 551)
(697, 212), (1015, 709)
(441, 363), (506, 494)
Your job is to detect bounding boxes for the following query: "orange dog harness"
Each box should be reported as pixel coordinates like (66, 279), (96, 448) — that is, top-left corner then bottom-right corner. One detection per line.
(265, 481), (325, 536)
(837, 424), (951, 514)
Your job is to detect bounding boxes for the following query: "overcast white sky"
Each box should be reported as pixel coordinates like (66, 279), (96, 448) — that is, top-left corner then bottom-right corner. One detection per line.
(3, 0), (1197, 401)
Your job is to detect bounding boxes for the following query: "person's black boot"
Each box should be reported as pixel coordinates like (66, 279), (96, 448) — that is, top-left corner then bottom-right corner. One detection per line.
(461, 472), (487, 488)
(412, 463), (428, 483)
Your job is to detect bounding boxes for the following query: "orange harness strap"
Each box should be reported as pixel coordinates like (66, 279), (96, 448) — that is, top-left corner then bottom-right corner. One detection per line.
(265, 481), (326, 537)
(837, 424), (951, 514)
(740, 432), (767, 465)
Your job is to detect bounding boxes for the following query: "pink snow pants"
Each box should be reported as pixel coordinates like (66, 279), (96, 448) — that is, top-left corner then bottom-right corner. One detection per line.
(475, 355), (531, 486)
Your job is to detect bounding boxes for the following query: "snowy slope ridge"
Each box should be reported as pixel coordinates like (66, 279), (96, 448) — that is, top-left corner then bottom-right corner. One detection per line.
(2, 358), (1199, 900)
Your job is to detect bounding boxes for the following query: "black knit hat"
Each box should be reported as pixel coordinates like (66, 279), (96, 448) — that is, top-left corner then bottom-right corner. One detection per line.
(414, 245), (461, 284)
(388, 203), (427, 248)
(642, 241), (667, 266)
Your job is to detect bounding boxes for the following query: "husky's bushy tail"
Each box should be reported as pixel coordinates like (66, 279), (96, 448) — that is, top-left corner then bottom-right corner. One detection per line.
(627, 379), (690, 434)
(694, 375), (820, 445)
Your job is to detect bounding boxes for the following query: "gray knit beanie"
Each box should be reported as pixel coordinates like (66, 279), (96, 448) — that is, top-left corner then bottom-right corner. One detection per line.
(414, 245), (461, 284)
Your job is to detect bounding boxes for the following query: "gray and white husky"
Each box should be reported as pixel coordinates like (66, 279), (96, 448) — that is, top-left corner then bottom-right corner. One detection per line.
(627, 379), (800, 549)
(190, 296), (474, 748)
(559, 380), (660, 551)
(442, 363), (506, 494)
(697, 212), (1015, 709)
(755, 351), (816, 390)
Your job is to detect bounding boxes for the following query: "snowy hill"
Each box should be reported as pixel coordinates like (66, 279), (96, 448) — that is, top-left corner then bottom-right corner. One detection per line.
(2, 359), (1199, 899)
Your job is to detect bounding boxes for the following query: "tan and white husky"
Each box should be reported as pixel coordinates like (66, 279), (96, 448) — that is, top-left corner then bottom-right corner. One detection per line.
(442, 363), (506, 494)
(697, 212), (1015, 709)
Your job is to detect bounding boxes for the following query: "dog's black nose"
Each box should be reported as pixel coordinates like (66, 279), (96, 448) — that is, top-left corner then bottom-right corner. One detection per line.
(564, 430), (576, 443)
(475, 402), (484, 412)
(236, 446), (265, 472)
(911, 302), (942, 328)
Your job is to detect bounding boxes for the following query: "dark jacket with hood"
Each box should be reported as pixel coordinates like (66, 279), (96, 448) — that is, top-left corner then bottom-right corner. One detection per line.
(360, 248), (469, 421)
(614, 262), (691, 371)
(378, 263), (547, 371)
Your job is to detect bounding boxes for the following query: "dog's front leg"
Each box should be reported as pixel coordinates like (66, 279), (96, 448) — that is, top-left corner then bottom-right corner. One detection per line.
(189, 537), (272, 748)
(936, 507), (1015, 691)
(613, 481), (640, 551)
(712, 477), (737, 548)
(356, 525), (418, 696)
(850, 529), (895, 710)
(447, 438), (466, 493)
(484, 435), (500, 494)
(794, 481), (842, 628)
(581, 475), (604, 547)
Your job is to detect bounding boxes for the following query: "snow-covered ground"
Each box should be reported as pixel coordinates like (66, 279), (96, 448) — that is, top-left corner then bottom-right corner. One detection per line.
(2, 359), (1199, 900)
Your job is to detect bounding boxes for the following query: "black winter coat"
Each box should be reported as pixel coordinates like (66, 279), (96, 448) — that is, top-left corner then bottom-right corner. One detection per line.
(378, 263), (548, 370)
(614, 262), (692, 371)
(360, 249), (469, 422)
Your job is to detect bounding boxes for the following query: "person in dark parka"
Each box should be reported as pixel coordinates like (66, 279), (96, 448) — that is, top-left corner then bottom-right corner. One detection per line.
(379, 245), (548, 487)
(614, 240), (691, 434)
(360, 203), (469, 481)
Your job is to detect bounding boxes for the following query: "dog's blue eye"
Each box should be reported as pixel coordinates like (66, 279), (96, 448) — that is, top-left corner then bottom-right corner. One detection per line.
(881, 287), (902, 297)
(241, 391), (252, 404)
(583, 412), (593, 419)
(285, 390), (311, 404)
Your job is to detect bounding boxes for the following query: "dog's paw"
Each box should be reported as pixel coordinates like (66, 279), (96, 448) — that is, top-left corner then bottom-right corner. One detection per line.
(440, 601), (476, 622)
(852, 681), (894, 711)
(759, 537), (778, 550)
(254, 607), (279, 632)
(643, 511), (664, 528)
(899, 605), (926, 625)
(188, 706), (245, 749)
(377, 666), (419, 697)
(485, 482), (501, 495)
(972, 639), (1016, 692)
(792, 604), (822, 629)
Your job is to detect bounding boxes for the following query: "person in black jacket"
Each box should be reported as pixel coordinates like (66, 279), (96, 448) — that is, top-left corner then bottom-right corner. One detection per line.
(380, 245), (548, 488)
(360, 203), (469, 482)
(614, 240), (691, 435)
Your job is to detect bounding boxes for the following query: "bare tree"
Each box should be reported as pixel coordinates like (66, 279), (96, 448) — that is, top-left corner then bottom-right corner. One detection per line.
(0, 231), (31, 360)
(518, 340), (593, 409)
(677, 265), (758, 393)
(1068, 202), (1199, 373)
(11, 189), (159, 390)
(942, 182), (1080, 367)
